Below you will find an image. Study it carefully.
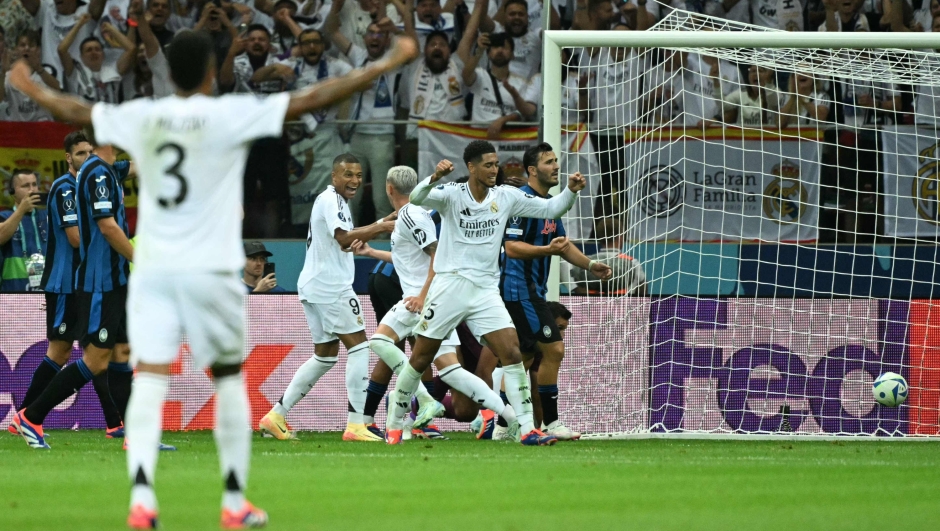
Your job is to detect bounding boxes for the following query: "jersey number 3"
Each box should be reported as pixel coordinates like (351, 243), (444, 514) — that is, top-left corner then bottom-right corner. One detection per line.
(157, 142), (188, 208)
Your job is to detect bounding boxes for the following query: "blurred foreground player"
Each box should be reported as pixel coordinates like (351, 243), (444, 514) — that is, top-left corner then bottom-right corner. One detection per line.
(9, 29), (418, 529)
(385, 141), (585, 446)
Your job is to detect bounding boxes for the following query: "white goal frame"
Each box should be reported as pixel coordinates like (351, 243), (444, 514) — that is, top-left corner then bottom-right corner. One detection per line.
(540, 30), (940, 440)
(541, 30), (940, 301)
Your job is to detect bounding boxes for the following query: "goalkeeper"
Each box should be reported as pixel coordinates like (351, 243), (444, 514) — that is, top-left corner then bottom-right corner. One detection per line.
(497, 142), (612, 440)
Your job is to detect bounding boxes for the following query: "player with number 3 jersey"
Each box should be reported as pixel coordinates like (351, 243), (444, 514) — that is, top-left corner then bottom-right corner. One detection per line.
(8, 29), (419, 529)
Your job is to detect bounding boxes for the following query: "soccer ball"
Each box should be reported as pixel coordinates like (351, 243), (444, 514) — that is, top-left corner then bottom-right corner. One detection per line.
(872, 372), (908, 407)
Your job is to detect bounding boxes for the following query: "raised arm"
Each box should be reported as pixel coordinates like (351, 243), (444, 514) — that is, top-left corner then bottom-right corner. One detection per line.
(8, 60), (93, 124)
(324, 0), (353, 56)
(390, 0), (416, 42)
(218, 35), (246, 91)
(409, 159), (453, 208)
(58, 13), (92, 80)
(285, 36), (418, 120)
(101, 22), (138, 76)
(461, 31), (486, 87)
(457, 0), (486, 65)
(88, 0), (106, 20)
(510, 172), (584, 219)
(136, 10), (161, 59)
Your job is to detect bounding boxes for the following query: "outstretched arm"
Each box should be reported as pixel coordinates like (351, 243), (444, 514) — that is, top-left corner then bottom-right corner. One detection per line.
(7, 60), (93, 124)
(285, 36), (418, 120)
(409, 159), (453, 207)
(58, 13), (92, 80)
(510, 172), (585, 219)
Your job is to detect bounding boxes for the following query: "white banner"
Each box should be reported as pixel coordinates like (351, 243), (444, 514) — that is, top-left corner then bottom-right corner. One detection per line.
(625, 129), (820, 242)
(417, 121), (601, 240)
(881, 125), (940, 238)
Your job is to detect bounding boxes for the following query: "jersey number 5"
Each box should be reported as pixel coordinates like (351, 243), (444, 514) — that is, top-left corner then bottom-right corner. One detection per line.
(157, 142), (188, 208)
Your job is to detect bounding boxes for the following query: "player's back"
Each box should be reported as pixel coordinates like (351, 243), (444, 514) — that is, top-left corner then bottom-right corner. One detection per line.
(75, 155), (129, 293)
(391, 203), (437, 297)
(40, 174), (80, 294)
(89, 92), (290, 274)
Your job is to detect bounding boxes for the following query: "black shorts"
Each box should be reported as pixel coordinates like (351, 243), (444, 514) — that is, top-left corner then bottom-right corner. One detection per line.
(45, 292), (82, 342)
(75, 287), (128, 349)
(368, 269), (403, 322)
(505, 296), (562, 356)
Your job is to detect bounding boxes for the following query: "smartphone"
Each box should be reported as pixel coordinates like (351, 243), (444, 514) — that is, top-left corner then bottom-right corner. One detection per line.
(33, 192), (49, 208)
(263, 262), (276, 278)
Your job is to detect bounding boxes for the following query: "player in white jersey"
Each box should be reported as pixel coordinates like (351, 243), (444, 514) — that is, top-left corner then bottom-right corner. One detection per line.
(384, 141), (585, 446)
(350, 166), (521, 443)
(258, 154), (398, 443)
(8, 29), (418, 529)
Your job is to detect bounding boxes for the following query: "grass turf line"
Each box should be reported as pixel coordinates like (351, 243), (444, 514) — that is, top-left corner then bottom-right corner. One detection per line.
(1, 431), (939, 530)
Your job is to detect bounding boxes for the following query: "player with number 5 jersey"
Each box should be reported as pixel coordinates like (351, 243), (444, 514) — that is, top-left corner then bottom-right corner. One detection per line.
(8, 29), (419, 529)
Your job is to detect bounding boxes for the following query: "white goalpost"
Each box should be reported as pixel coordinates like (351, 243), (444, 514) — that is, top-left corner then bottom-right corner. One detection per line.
(543, 14), (940, 439)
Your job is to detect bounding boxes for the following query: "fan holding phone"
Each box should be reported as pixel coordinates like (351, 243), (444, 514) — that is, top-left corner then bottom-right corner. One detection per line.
(243, 241), (286, 293)
(0, 169), (49, 292)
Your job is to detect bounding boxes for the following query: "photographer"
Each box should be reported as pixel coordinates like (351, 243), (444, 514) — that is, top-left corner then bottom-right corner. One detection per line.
(0, 169), (48, 292)
(242, 241), (286, 293)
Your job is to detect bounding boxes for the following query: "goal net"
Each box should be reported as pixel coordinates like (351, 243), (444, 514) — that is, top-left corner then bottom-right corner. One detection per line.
(547, 11), (940, 438)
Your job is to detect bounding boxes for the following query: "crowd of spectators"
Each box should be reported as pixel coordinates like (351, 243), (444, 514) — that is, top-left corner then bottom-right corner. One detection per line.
(2, 0), (939, 236)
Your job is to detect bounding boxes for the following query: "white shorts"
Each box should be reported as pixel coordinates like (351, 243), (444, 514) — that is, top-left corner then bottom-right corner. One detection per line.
(414, 273), (514, 343)
(127, 271), (244, 369)
(381, 300), (460, 359)
(302, 289), (365, 344)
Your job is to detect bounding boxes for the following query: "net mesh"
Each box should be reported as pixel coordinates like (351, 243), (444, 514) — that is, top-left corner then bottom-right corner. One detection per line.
(554, 10), (940, 437)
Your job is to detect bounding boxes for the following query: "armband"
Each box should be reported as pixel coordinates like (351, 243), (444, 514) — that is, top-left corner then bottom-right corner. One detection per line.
(588, 259), (598, 270)
(127, 18), (138, 27)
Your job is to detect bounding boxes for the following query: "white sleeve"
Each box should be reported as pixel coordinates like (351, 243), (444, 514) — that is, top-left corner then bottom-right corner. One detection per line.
(346, 44), (367, 67)
(406, 208), (438, 249)
(409, 177), (450, 211)
(507, 186), (577, 220)
(148, 49), (174, 98)
(524, 74), (541, 104)
(321, 194), (349, 233)
(91, 100), (149, 154)
(225, 93), (291, 144)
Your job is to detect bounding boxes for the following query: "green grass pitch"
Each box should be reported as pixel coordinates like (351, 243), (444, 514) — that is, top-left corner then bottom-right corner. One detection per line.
(2, 430), (939, 530)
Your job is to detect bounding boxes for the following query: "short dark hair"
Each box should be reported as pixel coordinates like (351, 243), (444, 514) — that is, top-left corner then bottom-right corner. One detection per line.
(79, 36), (103, 53)
(9, 169), (38, 194)
(425, 30), (449, 48)
(488, 32), (514, 52)
(522, 142), (553, 175)
(333, 153), (360, 167)
(82, 125), (98, 148)
(463, 140), (496, 166)
(504, 0), (528, 12)
(299, 28), (323, 41)
(17, 30), (40, 47)
(168, 30), (215, 91)
(245, 24), (271, 38)
(64, 131), (89, 153)
(547, 301), (572, 321)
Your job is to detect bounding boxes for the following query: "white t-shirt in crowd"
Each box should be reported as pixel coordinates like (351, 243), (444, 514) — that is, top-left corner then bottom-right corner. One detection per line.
(35, 0), (96, 84)
(89, 92), (290, 274)
(297, 185), (356, 303)
(468, 67), (530, 122)
(282, 56), (353, 131)
(751, 0), (804, 30)
(399, 57), (467, 139)
(589, 48), (643, 131)
(492, 22), (542, 79)
(399, 12), (456, 52)
(392, 203), (437, 297)
(724, 88), (779, 127)
(784, 89), (832, 125)
(3, 71), (54, 121)
(68, 61), (123, 103)
(346, 44), (399, 135)
(409, 178), (577, 288)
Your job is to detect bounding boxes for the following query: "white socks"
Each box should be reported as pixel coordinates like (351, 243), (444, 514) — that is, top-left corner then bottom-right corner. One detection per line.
(501, 363), (534, 434)
(126, 373), (168, 511)
(274, 355), (337, 416)
(345, 342), (370, 425)
(438, 364), (507, 414)
(387, 363), (421, 430)
(214, 374), (251, 513)
(491, 367), (504, 393)
(369, 334), (435, 406)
